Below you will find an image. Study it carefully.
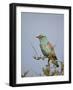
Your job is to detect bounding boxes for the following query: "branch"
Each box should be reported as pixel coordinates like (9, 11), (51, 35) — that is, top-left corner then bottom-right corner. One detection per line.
(33, 55), (47, 60)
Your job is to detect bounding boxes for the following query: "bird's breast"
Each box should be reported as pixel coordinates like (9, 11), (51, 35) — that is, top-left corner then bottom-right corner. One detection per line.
(40, 44), (51, 56)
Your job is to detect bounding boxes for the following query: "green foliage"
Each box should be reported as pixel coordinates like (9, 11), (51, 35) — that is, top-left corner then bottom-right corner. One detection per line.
(21, 71), (29, 77)
(42, 61), (64, 76)
(43, 67), (50, 76)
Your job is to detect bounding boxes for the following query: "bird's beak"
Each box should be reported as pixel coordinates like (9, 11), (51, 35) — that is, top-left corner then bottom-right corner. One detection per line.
(36, 35), (44, 38)
(36, 35), (39, 38)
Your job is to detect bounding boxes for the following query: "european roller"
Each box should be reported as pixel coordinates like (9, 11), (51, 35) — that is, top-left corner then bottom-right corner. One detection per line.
(36, 34), (59, 67)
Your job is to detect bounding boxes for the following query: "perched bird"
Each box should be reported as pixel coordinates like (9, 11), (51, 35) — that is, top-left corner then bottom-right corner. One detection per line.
(36, 34), (59, 67)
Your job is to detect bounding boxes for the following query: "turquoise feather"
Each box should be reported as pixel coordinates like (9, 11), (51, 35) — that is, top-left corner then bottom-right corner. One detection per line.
(36, 34), (59, 67)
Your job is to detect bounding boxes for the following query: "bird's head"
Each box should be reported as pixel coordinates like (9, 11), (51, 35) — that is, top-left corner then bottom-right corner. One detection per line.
(36, 34), (45, 40)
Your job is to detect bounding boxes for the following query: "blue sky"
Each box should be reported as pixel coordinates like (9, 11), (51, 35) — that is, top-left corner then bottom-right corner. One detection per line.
(21, 12), (64, 76)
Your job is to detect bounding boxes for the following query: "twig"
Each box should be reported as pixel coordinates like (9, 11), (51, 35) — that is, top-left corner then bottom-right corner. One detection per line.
(33, 55), (47, 60)
(30, 42), (38, 56)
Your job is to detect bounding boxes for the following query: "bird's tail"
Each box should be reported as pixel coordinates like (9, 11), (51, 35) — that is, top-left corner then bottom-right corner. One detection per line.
(52, 60), (59, 67)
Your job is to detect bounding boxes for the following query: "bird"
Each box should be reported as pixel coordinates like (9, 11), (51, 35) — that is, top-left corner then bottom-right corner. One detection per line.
(36, 34), (59, 67)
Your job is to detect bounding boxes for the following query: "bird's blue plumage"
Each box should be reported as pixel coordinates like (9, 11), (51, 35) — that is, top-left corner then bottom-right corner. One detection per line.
(36, 34), (59, 67)
(40, 36), (52, 56)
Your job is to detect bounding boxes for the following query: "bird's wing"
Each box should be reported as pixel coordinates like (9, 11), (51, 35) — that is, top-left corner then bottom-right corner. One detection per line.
(47, 42), (57, 59)
(47, 42), (54, 50)
(51, 49), (58, 60)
